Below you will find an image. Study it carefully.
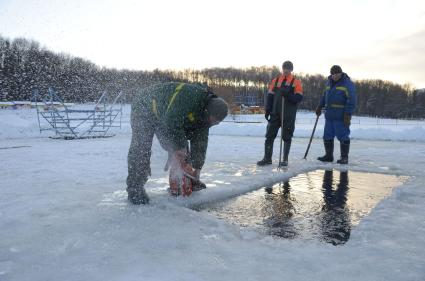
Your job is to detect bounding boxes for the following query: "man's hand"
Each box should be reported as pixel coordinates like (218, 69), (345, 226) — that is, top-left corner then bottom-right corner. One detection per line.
(281, 90), (291, 98)
(343, 112), (351, 127)
(265, 112), (270, 121)
(173, 149), (196, 177)
(315, 105), (322, 116)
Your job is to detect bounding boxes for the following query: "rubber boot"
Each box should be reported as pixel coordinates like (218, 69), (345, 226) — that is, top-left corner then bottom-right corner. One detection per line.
(257, 142), (273, 166)
(337, 140), (350, 164)
(317, 140), (334, 162)
(279, 140), (291, 167)
(127, 187), (150, 205)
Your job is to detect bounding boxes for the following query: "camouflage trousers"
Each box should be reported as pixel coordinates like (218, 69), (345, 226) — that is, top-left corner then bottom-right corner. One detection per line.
(126, 105), (170, 192)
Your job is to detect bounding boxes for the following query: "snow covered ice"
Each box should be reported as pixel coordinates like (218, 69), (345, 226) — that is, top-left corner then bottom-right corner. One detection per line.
(0, 106), (425, 281)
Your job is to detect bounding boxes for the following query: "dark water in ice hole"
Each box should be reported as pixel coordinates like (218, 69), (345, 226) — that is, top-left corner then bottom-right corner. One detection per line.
(193, 170), (407, 245)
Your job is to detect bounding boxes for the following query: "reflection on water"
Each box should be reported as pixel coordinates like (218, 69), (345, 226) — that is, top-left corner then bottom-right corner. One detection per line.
(320, 170), (350, 245)
(195, 170), (407, 245)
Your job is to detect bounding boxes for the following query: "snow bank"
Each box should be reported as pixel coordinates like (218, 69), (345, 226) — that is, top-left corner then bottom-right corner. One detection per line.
(0, 109), (41, 139)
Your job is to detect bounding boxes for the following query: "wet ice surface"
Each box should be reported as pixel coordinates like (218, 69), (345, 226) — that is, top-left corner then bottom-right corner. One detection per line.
(194, 170), (408, 245)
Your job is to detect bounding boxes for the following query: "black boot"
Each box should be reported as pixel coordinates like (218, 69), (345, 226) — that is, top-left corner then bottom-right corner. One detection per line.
(127, 187), (150, 205)
(318, 140), (334, 162)
(279, 140), (291, 167)
(337, 140), (350, 164)
(192, 181), (207, 192)
(257, 142), (273, 166)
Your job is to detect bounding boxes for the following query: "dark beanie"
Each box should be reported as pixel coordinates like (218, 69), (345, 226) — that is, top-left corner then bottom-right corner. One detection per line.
(206, 97), (228, 121)
(330, 65), (343, 75)
(282, 61), (294, 71)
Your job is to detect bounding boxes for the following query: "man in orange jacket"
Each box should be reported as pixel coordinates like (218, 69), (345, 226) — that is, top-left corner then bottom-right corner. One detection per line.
(257, 61), (303, 167)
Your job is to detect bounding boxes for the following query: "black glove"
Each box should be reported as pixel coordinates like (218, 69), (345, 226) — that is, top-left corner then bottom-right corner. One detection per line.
(315, 106), (322, 116)
(282, 91), (291, 99)
(265, 112), (270, 121)
(278, 88), (291, 99)
(343, 112), (351, 127)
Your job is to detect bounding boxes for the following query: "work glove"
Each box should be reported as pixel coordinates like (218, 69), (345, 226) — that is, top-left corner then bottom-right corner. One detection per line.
(265, 112), (270, 121)
(168, 149), (197, 196)
(343, 112), (351, 127)
(315, 105), (322, 116)
(173, 149), (196, 177)
(281, 89), (291, 98)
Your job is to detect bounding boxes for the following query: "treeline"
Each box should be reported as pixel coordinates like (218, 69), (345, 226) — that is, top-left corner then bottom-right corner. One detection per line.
(1, 35), (424, 118)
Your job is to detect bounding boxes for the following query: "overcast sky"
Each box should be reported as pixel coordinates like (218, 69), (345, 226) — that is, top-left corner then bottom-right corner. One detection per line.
(1, 0), (424, 88)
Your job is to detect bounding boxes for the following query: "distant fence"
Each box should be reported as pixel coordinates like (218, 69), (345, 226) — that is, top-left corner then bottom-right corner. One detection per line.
(296, 118), (424, 126)
(227, 114), (425, 126)
(33, 88), (124, 139)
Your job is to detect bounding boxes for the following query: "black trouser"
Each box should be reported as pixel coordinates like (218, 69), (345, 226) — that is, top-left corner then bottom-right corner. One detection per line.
(264, 113), (296, 150)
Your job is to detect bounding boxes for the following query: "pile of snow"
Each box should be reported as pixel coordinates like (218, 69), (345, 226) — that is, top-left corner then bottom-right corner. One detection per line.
(0, 109), (41, 139)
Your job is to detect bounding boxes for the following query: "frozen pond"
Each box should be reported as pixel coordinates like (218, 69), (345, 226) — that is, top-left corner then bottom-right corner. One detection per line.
(194, 170), (408, 245)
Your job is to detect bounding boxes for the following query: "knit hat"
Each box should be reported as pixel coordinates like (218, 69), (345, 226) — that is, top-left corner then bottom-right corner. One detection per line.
(206, 97), (228, 122)
(330, 65), (343, 75)
(282, 61), (294, 71)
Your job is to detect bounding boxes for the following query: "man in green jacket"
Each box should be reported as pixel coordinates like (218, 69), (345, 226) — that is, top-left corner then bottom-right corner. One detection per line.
(127, 82), (228, 204)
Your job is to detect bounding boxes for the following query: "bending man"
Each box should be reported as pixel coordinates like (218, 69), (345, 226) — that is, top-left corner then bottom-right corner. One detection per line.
(127, 82), (228, 204)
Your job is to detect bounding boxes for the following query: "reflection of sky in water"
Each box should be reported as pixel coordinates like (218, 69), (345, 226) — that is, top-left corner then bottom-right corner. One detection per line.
(195, 170), (408, 245)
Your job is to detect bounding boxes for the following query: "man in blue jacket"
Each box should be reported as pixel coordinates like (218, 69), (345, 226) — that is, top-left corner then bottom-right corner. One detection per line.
(315, 65), (356, 164)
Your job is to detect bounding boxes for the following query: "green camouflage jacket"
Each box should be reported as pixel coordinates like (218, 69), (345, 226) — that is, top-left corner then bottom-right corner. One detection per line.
(133, 82), (213, 169)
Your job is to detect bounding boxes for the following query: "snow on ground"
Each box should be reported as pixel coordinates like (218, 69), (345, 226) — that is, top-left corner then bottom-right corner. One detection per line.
(1, 105), (425, 141)
(0, 107), (424, 281)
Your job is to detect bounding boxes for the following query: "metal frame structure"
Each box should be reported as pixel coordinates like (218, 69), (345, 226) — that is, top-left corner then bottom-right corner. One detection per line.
(33, 88), (123, 139)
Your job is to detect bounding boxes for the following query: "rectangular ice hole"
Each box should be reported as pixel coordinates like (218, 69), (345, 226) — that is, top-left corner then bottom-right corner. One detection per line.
(193, 169), (408, 245)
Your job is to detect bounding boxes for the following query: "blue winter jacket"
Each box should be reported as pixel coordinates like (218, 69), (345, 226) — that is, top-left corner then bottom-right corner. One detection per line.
(319, 73), (356, 120)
